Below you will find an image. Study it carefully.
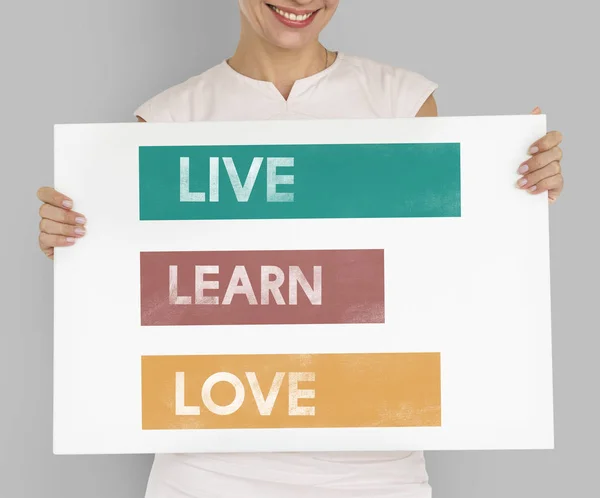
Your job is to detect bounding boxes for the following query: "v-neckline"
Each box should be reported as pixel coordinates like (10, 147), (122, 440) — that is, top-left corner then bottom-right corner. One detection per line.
(222, 52), (343, 102)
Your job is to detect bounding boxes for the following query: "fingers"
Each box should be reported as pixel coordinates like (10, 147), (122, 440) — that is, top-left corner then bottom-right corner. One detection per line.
(517, 162), (562, 192)
(518, 146), (563, 175)
(37, 187), (86, 259)
(39, 218), (86, 238)
(528, 130), (563, 154)
(37, 186), (73, 209)
(519, 123), (564, 203)
(39, 232), (77, 253)
(39, 203), (86, 226)
(527, 173), (564, 196)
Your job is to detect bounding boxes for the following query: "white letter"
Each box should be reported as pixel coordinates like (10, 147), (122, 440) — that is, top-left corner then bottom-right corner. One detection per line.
(223, 157), (262, 202)
(195, 266), (220, 305)
(180, 157), (206, 202)
(246, 372), (285, 416)
(289, 372), (316, 416)
(209, 157), (219, 202)
(202, 372), (245, 416)
(289, 266), (322, 305)
(222, 266), (258, 305)
(175, 372), (200, 415)
(169, 265), (192, 305)
(267, 157), (294, 202)
(261, 266), (286, 305)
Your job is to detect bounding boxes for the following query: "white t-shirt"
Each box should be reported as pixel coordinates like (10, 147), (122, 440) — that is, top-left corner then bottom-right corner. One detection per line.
(135, 52), (438, 498)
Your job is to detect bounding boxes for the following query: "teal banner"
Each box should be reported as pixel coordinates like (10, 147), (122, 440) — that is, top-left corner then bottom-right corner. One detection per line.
(139, 143), (460, 220)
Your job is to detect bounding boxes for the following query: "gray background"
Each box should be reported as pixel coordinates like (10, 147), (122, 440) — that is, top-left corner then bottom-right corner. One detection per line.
(1, 0), (598, 496)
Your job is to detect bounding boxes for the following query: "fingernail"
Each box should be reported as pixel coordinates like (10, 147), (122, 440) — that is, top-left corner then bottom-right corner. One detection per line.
(518, 163), (529, 174)
(75, 216), (86, 225)
(529, 146), (539, 154)
(528, 186), (537, 193)
(517, 178), (528, 187)
(66, 237), (76, 244)
(62, 200), (73, 209)
(74, 227), (86, 236)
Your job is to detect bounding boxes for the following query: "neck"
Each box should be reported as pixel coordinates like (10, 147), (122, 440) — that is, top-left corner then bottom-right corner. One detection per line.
(228, 20), (331, 99)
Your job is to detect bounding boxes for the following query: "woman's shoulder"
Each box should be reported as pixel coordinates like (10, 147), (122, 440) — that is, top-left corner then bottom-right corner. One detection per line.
(133, 62), (227, 122)
(334, 53), (438, 117)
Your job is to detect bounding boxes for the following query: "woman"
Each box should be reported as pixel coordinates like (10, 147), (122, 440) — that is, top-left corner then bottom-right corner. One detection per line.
(36, 1), (565, 497)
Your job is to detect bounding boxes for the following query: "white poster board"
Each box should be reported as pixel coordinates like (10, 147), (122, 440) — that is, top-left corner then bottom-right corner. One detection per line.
(53, 115), (553, 455)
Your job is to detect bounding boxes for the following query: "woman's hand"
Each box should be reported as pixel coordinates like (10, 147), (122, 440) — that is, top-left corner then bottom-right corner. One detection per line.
(37, 187), (87, 260)
(517, 107), (564, 203)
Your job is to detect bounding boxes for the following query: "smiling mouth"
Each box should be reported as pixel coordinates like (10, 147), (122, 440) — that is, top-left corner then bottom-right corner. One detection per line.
(266, 4), (320, 24)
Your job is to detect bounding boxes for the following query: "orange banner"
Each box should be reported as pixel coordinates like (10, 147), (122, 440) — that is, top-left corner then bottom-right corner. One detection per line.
(141, 353), (441, 430)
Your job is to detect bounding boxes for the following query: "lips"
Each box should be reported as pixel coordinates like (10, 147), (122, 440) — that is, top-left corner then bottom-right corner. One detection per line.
(266, 3), (320, 28)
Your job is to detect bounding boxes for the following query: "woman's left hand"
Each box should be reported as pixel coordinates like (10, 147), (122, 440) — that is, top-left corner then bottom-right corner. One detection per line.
(516, 107), (564, 204)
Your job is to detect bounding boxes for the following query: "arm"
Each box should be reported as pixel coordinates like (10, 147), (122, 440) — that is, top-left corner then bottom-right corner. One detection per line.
(416, 94), (438, 117)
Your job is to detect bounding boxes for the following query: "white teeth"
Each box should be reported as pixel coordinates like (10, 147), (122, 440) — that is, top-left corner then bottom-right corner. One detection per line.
(271, 5), (314, 22)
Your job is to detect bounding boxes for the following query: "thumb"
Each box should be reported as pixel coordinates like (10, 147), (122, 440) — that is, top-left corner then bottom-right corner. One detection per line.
(531, 106), (542, 115)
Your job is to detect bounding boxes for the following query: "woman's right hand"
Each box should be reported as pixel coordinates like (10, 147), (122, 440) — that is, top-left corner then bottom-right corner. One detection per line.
(37, 187), (87, 260)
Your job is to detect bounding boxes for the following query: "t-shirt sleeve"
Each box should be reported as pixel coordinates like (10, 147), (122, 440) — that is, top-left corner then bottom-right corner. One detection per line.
(393, 68), (439, 117)
(133, 85), (180, 122)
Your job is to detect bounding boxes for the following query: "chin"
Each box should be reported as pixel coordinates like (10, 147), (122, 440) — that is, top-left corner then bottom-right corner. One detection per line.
(266, 32), (317, 50)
